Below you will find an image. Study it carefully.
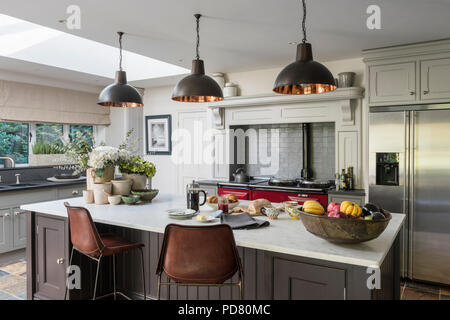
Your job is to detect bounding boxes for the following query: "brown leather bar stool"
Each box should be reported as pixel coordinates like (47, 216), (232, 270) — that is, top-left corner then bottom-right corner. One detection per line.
(64, 202), (146, 300)
(156, 224), (243, 299)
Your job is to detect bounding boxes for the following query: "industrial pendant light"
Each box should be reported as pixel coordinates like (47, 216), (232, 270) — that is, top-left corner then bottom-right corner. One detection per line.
(273, 0), (336, 95)
(172, 14), (223, 103)
(98, 32), (143, 107)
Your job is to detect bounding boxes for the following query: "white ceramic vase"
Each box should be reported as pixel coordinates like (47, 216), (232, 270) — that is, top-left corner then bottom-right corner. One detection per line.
(93, 182), (112, 205)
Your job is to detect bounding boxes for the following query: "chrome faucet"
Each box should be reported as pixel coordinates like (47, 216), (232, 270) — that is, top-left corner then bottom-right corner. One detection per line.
(15, 173), (21, 185)
(0, 156), (15, 168)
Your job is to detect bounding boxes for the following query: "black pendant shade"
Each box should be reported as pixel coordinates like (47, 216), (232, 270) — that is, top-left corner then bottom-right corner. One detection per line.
(98, 70), (143, 107)
(98, 32), (143, 108)
(172, 59), (223, 102)
(172, 14), (223, 103)
(273, 43), (336, 95)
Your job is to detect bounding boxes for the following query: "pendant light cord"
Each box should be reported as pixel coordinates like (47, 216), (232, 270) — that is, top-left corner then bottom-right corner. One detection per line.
(195, 14), (201, 60)
(301, 0), (307, 43)
(118, 31), (124, 71)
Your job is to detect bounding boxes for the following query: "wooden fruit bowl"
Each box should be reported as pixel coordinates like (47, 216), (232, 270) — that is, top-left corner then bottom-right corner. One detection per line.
(298, 209), (392, 244)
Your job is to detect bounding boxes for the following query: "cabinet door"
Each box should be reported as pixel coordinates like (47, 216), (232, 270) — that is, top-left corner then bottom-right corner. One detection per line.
(35, 215), (67, 300)
(0, 209), (12, 253)
(12, 208), (26, 249)
(420, 57), (450, 101)
(273, 258), (346, 300)
(369, 62), (416, 104)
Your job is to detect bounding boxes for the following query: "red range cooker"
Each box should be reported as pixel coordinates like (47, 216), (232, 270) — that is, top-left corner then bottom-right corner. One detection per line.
(217, 179), (332, 207)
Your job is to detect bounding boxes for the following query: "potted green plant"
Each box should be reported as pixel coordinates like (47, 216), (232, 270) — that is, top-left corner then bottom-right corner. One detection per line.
(29, 141), (71, 166)
(119, 156), (156, 190)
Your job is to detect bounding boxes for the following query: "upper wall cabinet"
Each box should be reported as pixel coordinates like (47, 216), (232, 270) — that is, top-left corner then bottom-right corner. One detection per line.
(369, 62), (416, 104)
(420, 57), (450, 101)
(364, 39), (450, 106)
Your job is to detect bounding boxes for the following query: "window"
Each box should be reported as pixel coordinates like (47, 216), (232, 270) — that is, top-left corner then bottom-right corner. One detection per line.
(0, 121), (98, 166)
(70, 125), (93, 146)
(0, 121), (29, 164)
(36, 124), (63, 143)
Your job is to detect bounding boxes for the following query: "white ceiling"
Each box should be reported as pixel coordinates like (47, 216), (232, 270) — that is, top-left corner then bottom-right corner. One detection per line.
(0, 0), (450, 88)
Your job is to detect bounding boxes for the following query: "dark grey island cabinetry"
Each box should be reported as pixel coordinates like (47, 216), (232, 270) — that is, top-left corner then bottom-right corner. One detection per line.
(22, 194), (404, 300)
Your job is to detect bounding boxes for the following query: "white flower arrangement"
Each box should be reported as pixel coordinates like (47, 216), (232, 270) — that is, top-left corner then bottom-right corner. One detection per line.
(88, 146), (131, 169)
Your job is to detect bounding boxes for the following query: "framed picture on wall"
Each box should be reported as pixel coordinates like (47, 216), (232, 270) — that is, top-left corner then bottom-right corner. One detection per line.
(145, 114), (172, 155)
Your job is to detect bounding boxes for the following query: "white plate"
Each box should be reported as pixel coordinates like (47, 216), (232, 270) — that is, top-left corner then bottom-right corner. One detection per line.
(166, 208), (196, 216)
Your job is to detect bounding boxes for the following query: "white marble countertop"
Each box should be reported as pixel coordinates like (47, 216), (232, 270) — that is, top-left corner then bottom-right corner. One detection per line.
(21, 193), (405, 268)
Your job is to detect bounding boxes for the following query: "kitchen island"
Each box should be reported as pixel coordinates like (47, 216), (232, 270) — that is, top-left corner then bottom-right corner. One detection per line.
(22, 193), (404, 300)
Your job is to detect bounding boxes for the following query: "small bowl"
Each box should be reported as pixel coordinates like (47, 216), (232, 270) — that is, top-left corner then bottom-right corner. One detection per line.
(121, 195), (141, 205)
(131, 189), (159, 202)
(108, 195), (122, 205)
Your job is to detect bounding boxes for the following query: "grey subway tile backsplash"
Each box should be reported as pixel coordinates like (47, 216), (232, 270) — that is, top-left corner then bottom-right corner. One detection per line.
(230, 122), (335, 180)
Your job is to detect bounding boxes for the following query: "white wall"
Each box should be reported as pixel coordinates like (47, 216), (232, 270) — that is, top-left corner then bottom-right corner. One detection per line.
(143, 57), (368, 194)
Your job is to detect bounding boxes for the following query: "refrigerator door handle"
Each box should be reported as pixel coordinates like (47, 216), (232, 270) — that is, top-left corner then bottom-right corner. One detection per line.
(408, 111), (415, 278)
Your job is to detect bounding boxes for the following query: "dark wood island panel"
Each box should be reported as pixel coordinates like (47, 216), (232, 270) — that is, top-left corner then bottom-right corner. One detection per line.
(26, 211), (400, 300)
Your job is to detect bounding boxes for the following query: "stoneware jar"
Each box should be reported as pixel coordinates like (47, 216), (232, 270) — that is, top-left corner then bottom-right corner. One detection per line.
(122, 173), (149, 191)
(83, 190), (94, 204)
(111, 179), (133, 196)
(93, 182), (112, 205)
(212, 72), (225, 88)
(223, 82), (238, 98)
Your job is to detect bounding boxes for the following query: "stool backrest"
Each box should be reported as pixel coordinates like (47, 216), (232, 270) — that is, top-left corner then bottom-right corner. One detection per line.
(64, 202), (104, 258)
(157, 224), (242, 284)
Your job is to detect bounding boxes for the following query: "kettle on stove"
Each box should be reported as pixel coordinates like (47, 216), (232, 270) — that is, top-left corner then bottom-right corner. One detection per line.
(232, 168), (250, 183)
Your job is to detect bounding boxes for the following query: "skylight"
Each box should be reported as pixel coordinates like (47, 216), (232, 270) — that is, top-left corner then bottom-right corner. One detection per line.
(0, 13), (189, 81)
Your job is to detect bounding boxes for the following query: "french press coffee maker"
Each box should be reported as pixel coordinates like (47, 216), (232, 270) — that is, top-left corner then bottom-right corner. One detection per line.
(186, 180), (207, 212)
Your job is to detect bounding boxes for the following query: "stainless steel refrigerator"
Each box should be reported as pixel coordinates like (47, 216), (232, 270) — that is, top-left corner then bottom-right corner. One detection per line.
(369, 105), (450, 285)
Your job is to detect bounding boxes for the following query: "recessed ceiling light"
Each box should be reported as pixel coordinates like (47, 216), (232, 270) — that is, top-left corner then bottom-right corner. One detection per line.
(0, 13), (189, 81)
(288, 41), (297, 45)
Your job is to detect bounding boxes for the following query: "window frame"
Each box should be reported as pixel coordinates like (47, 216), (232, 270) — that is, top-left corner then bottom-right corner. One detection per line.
(1, 122), (99, 168)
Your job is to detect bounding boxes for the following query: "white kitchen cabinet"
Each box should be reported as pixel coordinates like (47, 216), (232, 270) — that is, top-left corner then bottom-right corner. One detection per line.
(12, 207), (26, 248)
(420, 57), (450, 101)
(368, 62), (416, 104)
(0, 209), (12, 253)
(0, 183), (85, 254)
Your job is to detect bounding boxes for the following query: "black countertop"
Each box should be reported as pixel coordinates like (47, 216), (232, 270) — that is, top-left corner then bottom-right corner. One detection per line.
(0, 179), (86, 193)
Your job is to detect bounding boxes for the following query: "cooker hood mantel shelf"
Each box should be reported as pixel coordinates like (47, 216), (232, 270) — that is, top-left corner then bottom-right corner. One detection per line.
(209, 87), (364, 129)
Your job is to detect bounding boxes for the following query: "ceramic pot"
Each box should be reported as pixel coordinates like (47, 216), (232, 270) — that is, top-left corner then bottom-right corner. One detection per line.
(338, 72), (355, 88)
(111, 179), (133, 195)
(89, 166), (115, 184)
(122, 173), (149, 191)
(93, 183), (112, 205)
(223, 82), (238, 97)
(83, 190), (94, 204)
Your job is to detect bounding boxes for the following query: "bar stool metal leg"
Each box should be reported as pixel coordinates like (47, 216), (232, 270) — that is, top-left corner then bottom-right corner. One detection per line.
(92, 255), (102, 300)
(157, 274), (161, 300)
(64, 247), (75, 300)
(139, 247), (146, 300)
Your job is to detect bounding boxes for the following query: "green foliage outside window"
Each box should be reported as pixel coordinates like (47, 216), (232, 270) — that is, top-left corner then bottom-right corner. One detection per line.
(70, 125), (93, 146)
(0, 122), (29, 164)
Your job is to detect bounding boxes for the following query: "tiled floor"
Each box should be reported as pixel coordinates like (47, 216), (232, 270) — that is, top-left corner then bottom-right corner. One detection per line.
(0, 258), (26, 300)
(401, 279), (450, 300)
